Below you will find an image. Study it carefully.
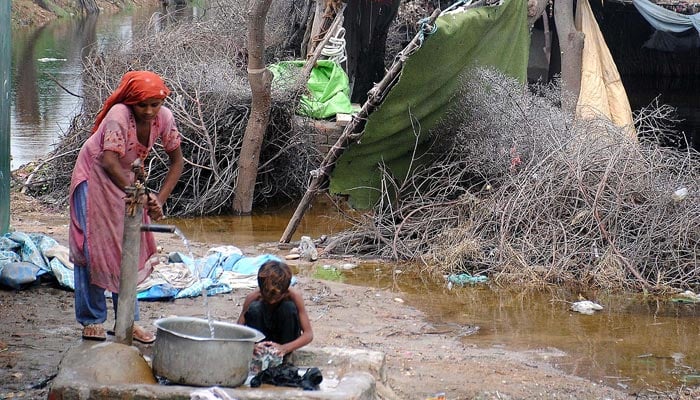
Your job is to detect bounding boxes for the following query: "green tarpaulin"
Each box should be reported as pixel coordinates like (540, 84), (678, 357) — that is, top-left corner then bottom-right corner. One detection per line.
(329, 0), (530, 209)
(268, 59), (354, 119)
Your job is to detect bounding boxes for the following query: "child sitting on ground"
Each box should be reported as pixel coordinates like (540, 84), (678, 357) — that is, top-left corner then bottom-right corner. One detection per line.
(237, 260), (313, 367)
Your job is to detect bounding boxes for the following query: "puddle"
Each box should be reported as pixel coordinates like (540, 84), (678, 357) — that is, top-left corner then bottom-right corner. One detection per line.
(169, 202), (699, 394)
(167, 198), (353, 246)
(342, 263), (700, 393)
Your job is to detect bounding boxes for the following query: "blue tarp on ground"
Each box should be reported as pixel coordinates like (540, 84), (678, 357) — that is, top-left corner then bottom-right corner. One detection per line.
(0, 231), (282, 300)
(0, 232), (70, 289)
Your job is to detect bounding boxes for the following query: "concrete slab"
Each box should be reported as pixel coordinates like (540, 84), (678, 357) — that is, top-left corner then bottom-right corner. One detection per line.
(49, 342), (383, 400)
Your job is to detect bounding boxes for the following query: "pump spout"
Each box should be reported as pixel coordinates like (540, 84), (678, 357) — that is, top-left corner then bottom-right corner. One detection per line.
(141, 224), (177, 233)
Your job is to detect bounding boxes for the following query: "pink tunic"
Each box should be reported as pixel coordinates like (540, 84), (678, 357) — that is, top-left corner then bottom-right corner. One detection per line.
(69, 103), (181, 293)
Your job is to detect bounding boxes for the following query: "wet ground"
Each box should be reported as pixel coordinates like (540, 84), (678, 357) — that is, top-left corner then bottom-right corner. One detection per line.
(3, 192), (699, 399)
(167, 200), (700, 395)
(343, 265), (700, 393)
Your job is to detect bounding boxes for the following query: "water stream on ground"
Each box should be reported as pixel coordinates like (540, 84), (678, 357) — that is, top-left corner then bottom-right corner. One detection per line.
(10, 2), (700, 395)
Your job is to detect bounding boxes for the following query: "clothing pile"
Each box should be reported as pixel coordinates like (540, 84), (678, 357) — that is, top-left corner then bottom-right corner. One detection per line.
(250, 363), (323, 391)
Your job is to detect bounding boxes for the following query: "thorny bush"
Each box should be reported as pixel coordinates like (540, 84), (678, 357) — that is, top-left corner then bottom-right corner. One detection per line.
(328, 67), (700, 291)
(22, 0), (320, 216)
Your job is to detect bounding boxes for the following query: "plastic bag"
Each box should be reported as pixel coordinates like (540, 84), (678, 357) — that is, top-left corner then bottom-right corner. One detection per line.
(268, 60), (353, 119)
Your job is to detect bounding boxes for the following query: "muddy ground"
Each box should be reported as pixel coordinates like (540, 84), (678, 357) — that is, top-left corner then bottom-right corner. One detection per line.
(5, 1), (698, 399)
(2, 192), (699, 400)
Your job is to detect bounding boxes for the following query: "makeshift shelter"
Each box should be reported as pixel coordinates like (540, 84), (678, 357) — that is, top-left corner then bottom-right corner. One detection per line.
(328, 0), (530, 209)
(576, 0), (636, 135)
(632, 0), (700, 34)
(592, 0), (699, 149)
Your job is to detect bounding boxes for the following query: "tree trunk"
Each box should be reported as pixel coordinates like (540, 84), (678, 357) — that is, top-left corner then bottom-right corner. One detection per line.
(553, 0), (584, 115)
(78, 0), (100, 15)
(232, 0), (274, 214)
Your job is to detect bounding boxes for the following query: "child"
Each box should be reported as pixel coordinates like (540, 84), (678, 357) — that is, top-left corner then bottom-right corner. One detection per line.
(237, 260), (313, 363)
(69, 70), (184, 343)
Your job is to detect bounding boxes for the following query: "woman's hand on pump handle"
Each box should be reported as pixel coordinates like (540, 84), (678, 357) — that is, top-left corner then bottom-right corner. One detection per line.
(147, 193), (164, 221)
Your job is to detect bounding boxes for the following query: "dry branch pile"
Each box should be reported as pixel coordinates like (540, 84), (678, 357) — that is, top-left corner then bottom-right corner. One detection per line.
(24, 0), (320, 216)
(328, 68), (700, 290)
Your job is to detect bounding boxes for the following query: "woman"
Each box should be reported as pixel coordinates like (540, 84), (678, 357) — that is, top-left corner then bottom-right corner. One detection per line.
(69, 70), (184, 343)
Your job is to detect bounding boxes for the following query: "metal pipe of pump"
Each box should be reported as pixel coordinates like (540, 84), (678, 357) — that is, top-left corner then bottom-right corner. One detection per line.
(114, 183), (144, 345)
(115, 160), (178, 345)
(141, 224), (176, 233)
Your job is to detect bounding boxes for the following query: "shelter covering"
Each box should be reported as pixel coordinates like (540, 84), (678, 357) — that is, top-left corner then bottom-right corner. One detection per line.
(633, 0), (700, 35)
(576, 0), (635, 135)
(268, 60), (354, 119)
(329, 0), (530, 209)
(643, 30), (700, 51)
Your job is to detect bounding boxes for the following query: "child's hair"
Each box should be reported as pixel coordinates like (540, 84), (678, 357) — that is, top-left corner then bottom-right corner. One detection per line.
(257, 260), (292, 304)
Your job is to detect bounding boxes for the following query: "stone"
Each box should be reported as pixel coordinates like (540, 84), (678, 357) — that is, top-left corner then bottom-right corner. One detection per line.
(53, 341), (156, 385)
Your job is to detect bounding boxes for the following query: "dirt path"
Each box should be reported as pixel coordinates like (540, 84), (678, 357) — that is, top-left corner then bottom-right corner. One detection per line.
(0, 192), (694, 399)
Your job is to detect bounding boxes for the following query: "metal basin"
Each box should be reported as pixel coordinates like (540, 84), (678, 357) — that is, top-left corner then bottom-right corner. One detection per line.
(152, 316), (264, 387)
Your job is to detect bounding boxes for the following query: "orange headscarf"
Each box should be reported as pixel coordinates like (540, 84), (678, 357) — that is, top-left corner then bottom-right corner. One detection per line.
(91, 70), (171, 134)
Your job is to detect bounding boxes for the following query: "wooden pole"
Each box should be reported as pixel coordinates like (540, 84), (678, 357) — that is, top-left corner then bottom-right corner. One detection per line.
(279, 8), (442, 244)
(114, 184), (144, 345)
(301, 3), (346, 79)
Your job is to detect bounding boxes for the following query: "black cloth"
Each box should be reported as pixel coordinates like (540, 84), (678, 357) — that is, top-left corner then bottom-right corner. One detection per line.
(250, 363), (323, 390)
(244, 299), (301, 345)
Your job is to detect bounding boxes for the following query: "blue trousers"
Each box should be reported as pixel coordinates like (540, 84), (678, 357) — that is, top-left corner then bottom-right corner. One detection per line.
(73, 181), (139, 326)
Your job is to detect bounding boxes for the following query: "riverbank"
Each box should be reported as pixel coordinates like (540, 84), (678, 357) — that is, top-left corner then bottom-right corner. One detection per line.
(11, 0), (157, 27)
(2, 190), (699, 399)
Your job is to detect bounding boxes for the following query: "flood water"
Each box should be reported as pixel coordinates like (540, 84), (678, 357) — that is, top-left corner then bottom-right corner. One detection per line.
(170, 204), (700, 395)
(9, 3), (194, 170)
(10, 3), (699, 396)
(345, 266), (700, 394)
(168, 200), (352, 246)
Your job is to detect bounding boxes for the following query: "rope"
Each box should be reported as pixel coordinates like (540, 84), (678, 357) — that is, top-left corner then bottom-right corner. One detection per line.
(417, 15), (439, 45)
(443, 0), (475, 14)
(247, 67), (267, 74)
(321, 27), (347, 65)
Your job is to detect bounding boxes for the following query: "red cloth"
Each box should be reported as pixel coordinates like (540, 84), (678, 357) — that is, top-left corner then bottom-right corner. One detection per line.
(92, 70), (171, 134)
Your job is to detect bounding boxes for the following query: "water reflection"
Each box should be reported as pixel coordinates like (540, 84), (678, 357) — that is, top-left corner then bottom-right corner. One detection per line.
(167, 199), (352, 246)
(342, 265), (700, 393)
(171, 200), (700, 394)
(9, 4), (189, 170)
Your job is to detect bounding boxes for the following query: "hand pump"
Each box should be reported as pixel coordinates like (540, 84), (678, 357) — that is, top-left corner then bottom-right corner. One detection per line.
(114, 160), (147, 345)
